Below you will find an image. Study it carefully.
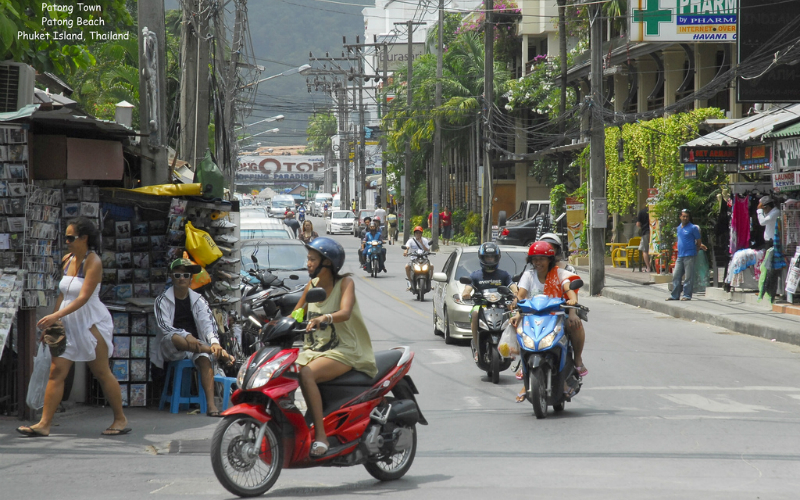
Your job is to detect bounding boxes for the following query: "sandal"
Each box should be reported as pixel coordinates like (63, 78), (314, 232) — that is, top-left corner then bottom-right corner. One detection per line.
(576, 365), (589, 377)
(515, 389), (527, 403)
(310, 440), (329, 457)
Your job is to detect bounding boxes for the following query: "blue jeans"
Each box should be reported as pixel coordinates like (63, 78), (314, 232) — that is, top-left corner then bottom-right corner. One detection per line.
(671, 255), (696, 299)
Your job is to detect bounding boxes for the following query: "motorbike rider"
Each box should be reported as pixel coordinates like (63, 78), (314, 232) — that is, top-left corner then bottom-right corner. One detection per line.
(293, 237), (378, 457)
(361, 220), (387, 273)
(357, 216), (373, 267)
(538, 233), (576, 273)
(298, 204), (306, 221)
(510, 241), (585, 401)
(404, 226), (433, 290)
(460, 242), (516, 362)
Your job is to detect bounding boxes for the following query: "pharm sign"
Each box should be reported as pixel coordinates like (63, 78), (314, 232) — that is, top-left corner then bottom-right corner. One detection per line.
(630, 0), (737, 42)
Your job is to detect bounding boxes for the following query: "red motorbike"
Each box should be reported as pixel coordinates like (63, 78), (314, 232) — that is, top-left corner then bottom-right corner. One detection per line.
(210, 288), (427, 497)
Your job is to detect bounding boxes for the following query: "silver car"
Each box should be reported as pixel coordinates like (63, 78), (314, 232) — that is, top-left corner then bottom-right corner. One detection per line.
(431, 246), (529, 344)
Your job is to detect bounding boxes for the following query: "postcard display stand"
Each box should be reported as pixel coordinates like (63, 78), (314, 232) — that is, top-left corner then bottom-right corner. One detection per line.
(0, 126), (29, 362)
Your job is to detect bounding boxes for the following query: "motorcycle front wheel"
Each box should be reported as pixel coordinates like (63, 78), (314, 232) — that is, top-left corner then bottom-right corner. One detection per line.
(211, 416), (283, 497)
(364, 425), (417, 481)
(490, 348), (500, 384)
(528, 368), (547, 419)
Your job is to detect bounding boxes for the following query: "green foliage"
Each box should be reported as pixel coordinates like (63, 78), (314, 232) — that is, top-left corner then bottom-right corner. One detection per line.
(451, 208), (468, 234)
(305, 112), (337, 153)
(463, 212), (481, 237)
(410, 215), (424, 230)
(453, 232), (479, 246)
(550, 184), (567, 216)
(0, 0), (133, 74)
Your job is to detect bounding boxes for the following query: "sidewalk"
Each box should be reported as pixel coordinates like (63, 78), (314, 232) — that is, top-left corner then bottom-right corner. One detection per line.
(576, 265), (800, 346)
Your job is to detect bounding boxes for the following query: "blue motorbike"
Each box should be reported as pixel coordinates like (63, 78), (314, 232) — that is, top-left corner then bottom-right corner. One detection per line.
(365, 240), (384, 278)
(298, 206), (306, 222)
(516, 280), (588, 418)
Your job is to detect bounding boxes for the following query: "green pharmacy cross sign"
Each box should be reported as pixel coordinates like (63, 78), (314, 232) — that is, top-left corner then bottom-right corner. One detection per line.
(633, 0), (672, 36)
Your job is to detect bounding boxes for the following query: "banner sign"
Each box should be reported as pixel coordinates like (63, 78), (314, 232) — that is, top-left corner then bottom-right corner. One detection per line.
(739, 144), (772, 172)
(565, 197), (585, 253)
(236, 155), (325, 183)
(775, 137), (800, 171)
(630, 0), (737, 43)
(679, 145), (738, 164)
(772, 172), (800, 193)
(684, 163), (697, 178)
(376, 43), (425, 72)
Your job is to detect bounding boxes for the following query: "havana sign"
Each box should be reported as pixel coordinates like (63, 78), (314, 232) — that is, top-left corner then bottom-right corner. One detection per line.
(630, 0), (737, 43)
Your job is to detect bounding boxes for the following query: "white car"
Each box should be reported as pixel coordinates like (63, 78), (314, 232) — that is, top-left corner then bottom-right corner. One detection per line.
(240, 218), (294, 239)
(325, 210), (356, 234)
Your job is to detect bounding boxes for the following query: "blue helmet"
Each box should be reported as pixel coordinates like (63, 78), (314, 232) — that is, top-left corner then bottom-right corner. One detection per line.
(478, 242), (501, 271)
(305, 237), (345, 277)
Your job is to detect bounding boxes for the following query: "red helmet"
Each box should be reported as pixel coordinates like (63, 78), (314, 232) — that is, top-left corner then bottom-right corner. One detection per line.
(413, 226), (424, 233)
(528, 241), (555, 256)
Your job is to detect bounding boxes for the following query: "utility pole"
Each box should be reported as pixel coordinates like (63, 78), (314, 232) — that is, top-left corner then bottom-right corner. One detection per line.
(588, 2), (606, 295)
(431, 0), (444, 251)
(381, 41), (388, 212)
(137, 0), (169, 186)
(219, 3), (245, 192)
(482, 0), (494, 243)
(179, 0), (210, 170)
(557, 0), (567, 184)
(357, 39), (366, 211)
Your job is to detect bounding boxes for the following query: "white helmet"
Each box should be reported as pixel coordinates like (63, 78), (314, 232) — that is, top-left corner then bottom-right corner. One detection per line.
(538, 233), (563, 254)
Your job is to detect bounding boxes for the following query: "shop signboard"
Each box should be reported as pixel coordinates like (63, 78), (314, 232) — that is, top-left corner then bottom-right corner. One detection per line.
(739, 144), (772, 172)
(679, 145), (737, 164)
(236, 155), (326, 184)
(684, 163), (697, 178)
(565, 197), (585, 253)
(772, 172), (800, 193)
(630, 0), (737, 43)
(775, 137), (800, 171)
(647, 188), (659, 199)
(375, 43), (425, 72)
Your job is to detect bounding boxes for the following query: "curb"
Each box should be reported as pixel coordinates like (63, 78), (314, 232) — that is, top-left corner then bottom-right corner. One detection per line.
(600, 285), (800, 346)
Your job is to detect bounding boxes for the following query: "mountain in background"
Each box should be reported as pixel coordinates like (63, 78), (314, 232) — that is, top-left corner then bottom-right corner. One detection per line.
(166, 0), (373, 147)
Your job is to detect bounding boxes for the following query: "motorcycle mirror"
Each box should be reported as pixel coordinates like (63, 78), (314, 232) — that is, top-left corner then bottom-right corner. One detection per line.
(251, 253), (258, 264)
(512, 273), (522, 282)
(305, 287), (327, 303)
(459, 276), (472, 285)
(497, 286), (510, 295)
(289, 274), (299, 280)
(241, 301), (252, 318)
(401, 245), (408, 250)
(569, 279), (584, 291)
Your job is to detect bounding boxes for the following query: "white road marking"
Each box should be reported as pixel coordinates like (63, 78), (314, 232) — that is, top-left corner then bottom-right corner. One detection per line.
(427, 348), (466, 364)
(592, 386), (800, 392)
(463, 396), (482, 408)
(659, 394), (778, 413)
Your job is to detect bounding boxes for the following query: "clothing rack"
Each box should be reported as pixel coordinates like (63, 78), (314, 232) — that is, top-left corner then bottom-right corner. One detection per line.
(729, 182), (772, 196)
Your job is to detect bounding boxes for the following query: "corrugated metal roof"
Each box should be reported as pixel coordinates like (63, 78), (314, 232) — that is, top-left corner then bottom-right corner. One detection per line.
(685, 104), (800, 146)
(764, 120), (800, 139)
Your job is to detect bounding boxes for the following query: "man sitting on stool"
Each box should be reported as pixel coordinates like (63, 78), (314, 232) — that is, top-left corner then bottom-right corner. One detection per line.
(151, 258), (234, 417)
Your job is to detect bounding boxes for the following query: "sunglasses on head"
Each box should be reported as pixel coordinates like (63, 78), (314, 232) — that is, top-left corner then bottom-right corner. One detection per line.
(172, 272), (192, 279)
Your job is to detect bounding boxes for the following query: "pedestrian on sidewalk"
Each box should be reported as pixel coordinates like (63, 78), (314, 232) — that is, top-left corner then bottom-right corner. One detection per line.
(757, 196), (780, 249)
(636, 207), (651, 272)
(667, 209), (707, 301)
(441, 206), (453, 245)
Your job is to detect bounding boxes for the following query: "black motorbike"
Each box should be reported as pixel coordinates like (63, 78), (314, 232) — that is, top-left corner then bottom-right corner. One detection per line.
(457, 277), (514, 384)
(403, 246), (434, 301)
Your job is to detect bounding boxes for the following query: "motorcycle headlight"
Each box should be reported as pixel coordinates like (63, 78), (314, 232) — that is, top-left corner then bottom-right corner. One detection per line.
(413, 264), (422, 271)
(421, 264), (429, 271)
(486, 292), (500, 303)
(538, 332), (556, 349)
(478, 319), (489, 330)
(236, 360), (248, 388)
(522, 334), (536, 349)
(248, 353), (292, 390)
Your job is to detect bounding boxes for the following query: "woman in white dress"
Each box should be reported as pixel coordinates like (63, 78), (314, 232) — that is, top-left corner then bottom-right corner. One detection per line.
(18, 217), (128, 437)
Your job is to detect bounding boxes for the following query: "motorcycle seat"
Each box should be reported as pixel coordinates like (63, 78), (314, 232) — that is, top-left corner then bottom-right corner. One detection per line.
(320, 349), (402, 387)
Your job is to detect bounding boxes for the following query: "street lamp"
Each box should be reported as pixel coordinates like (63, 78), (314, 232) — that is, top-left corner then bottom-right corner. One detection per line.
(238, 128), (279, 146)
(239, 64), (312, 90)
(236, 115), (284, 130)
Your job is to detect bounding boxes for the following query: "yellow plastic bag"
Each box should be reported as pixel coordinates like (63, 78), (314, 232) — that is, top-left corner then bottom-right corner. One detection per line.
(182, 252), (211, 290)
(127, 183), (203, 196)
(184, 221), (222, 266)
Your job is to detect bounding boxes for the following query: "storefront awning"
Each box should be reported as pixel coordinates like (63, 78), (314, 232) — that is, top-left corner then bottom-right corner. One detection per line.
(764, 120), (800, 140)
(684, 104), (800, 147)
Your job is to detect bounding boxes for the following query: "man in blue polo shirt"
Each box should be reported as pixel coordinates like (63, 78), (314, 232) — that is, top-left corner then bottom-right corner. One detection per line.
(667, 209), (707, 301)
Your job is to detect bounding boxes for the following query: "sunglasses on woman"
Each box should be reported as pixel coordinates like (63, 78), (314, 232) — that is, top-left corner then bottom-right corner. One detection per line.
(172, 273), (192, 279)
(65, 235), (78, 243)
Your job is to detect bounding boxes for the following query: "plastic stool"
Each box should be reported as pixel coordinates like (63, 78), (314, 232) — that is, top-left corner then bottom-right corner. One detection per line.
(214, 375), (237, 410)
(159, 359), (207, 414)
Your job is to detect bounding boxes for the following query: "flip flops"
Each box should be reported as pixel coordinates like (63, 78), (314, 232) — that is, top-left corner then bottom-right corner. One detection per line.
(310, 441), (329, 457)
(207, 411), (222, 417)
(576, 365), (589, 377)
(16, 426), (48, 437)
(515, 390), (527, 403)
(102, 427), (132, 436)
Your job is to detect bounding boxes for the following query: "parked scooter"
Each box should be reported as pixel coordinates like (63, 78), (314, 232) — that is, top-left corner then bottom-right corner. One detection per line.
(516, 279), (589, 418)
(365, 240), (384, 278)
(402, 246), (434, 301)
(211, 287), (427, 497)
(456, 277), (514, 384)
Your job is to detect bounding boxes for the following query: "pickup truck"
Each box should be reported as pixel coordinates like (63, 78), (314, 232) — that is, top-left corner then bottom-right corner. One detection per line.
(496, 200), (566, 250)
(499, 200), (550, 228)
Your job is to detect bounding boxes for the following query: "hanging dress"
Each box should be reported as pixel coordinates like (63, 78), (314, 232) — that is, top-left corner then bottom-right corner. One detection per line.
(57, 252), (114, 361)
(296, 277), (377, 377)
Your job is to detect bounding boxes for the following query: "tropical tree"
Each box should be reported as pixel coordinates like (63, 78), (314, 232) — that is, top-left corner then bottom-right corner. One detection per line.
(305, 112), (337, 153)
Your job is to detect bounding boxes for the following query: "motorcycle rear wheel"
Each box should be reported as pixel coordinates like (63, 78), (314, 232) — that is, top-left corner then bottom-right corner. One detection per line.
(529, 368), (547, 419)
(364, 425), (417, 481)
(211, 416), (283, 497)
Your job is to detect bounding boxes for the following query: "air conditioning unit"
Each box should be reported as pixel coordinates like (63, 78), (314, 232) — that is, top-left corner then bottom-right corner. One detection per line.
(0, 61), (35, 113)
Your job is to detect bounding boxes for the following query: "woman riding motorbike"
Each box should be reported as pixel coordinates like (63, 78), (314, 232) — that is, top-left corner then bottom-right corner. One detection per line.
(292, 237), (377, 457)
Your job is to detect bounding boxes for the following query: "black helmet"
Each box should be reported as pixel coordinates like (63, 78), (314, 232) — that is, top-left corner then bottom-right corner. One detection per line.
(305, 237), (345, 278)
(478, 242), (501, 272)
